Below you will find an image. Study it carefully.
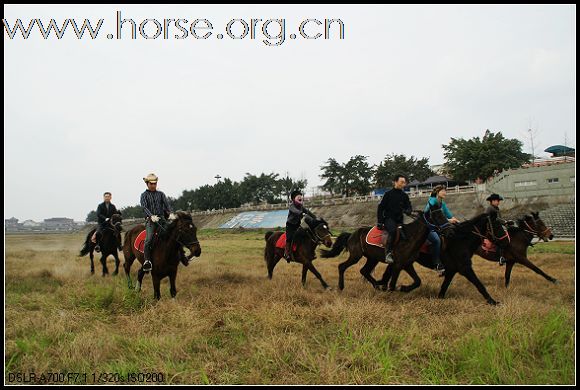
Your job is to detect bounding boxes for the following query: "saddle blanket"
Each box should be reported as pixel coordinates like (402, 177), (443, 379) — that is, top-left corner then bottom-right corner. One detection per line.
(134, 230), (147, 253)
(275, 233), (298, 251)
(365, 226), (385, 248)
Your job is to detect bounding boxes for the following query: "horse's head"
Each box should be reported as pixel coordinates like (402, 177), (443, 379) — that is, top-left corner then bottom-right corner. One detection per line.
(525, 212), (554, 242)
(111, 213), (123, 231)
(305, 216), (333, 248)
(425, 206), (456, 238)
(169, 211), (202, 259)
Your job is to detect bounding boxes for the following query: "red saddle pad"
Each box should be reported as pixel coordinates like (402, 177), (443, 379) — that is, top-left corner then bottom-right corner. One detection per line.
(134, 230), (147, 253)
(481, 238), (497, 254)
(365, 226), (385, 248)
(275, 233), (297, 251)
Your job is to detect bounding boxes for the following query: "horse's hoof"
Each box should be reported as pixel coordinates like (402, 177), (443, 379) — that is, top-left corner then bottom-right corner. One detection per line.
(324, 286), (333, 291)
(488, 300), (499, 306)
(112, 271), (118, 276)
(552, 279), (560, 284)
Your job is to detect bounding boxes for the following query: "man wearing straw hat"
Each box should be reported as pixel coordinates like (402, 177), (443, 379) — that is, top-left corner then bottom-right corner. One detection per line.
(140, 173), (176, 272)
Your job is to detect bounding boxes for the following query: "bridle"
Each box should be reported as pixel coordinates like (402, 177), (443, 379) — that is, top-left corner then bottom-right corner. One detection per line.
(304, 221), (331, 244)
(522, 216), (552, 239)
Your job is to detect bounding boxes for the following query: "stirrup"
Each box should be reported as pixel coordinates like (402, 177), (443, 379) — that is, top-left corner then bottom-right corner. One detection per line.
(143, 260), (152, 272)
(94, 245), (101, 253)
(499, 256), (506, 266)
(435, 263), (445, 276)
(384, 251), (394, 264)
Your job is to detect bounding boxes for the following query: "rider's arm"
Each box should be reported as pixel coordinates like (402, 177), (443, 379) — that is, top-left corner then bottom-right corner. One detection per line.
(140, 192), (152, 218)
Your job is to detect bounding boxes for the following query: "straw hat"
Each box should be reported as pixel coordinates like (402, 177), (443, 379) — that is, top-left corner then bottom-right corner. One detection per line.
(143, 173), (158, 183)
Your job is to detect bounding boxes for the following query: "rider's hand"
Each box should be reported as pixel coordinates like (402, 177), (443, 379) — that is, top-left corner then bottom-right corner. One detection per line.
(376, 223), (385, 230)
(151, 215), (160, 223)
(449, 217), (460, 224)
(506, 220), (515, 226)
(168, 213), (177, 220)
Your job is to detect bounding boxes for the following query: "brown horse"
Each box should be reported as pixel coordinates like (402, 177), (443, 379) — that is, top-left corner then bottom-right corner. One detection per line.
(320, 209), (453, 291)
(122, 211), (201, 299)
(79, 213), (123, 276)
(475, 211), (557, 287)
(264, 217), (333, 289)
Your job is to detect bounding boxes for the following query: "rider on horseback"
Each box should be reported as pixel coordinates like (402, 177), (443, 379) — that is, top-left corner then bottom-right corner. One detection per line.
(92, 192), (121, 253)
(424, 185), (460, 275)
(485, 193), (511, 266)
(140, 173), (176, 272)
(284, 190), (317, 262)
(377, 174), (413, 264)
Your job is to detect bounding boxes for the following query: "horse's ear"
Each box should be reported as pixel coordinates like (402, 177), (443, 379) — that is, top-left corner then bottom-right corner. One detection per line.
(532, 211), (539, 218)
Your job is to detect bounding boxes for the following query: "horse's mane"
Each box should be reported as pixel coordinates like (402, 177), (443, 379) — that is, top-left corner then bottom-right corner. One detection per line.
(454, 213), (488, 236)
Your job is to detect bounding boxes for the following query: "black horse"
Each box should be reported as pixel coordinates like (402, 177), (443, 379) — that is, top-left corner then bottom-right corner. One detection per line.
(79, 213), (123, 276)
(319, 209), (453, 291)
(475, 211), (557, 287)
(380, 211), (508, 305)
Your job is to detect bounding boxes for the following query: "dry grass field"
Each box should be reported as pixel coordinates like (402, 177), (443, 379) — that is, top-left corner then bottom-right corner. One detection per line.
(5, 230), (575, 384)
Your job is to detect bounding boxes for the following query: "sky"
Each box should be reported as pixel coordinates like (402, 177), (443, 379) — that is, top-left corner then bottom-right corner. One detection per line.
(4, 4), (576, 221)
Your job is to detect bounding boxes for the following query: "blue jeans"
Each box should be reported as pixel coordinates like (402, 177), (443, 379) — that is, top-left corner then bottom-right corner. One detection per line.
(427, 230), (441, 263)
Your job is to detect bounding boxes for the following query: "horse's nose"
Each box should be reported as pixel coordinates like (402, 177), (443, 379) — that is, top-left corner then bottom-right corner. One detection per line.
(549, 234), (554, 240)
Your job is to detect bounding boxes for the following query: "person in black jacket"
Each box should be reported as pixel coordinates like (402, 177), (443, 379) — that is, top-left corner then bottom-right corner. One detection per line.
(485, 193), (512, 266)
(92, 192), (121, 252)
(284, 190), (316, 262)
(377, 174), (412, 264)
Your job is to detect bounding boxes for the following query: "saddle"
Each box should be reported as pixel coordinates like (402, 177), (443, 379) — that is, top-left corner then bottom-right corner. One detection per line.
(134, 230), (159, 253)
(275, 233), (298, 252)
(365, 226), (401, 248)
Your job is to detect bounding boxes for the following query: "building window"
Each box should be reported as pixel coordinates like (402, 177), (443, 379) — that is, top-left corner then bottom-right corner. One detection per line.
(547, 178), (559, 184)
(514, 180), (537, 187)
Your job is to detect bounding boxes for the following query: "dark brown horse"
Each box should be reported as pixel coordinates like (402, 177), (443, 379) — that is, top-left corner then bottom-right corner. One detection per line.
(122, 211), (201, 299)
(319, 210), (453, 291)
(264, 217), (333, 289)
(79, 213), (123, 276)
(381, 211), (508, 305)
(475, 211), (557, 287)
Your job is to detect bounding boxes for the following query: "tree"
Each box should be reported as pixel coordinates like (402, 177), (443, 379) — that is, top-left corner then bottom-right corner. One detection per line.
(239, 173), (280, 204)
(120, 205), (144, 219)
(374, 154), (435, 188)
(320, 156), (374, 197)
(86, 210), (97, 222)
(442, 129), (531, 182)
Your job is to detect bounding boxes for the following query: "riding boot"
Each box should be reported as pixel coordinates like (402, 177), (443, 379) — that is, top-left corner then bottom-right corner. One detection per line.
(94, 231), (102, 253)
(384, 240), (394, 264)
(498, 249), (506, 266)
(434, 259), (445, 276)
(143, 244), (153, 272)
(284, 241), (293, 263)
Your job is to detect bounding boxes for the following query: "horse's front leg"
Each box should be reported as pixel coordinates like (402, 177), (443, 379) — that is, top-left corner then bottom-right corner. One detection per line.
(112, 251), (120, 276)
(100, 254), (109, 276)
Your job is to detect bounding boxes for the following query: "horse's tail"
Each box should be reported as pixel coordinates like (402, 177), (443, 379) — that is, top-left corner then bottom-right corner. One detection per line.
(265, 231), (274, 241)
(79, 230), (94, 257)
(320, 232), (351, 258)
